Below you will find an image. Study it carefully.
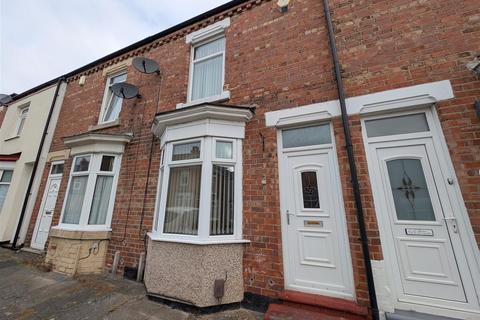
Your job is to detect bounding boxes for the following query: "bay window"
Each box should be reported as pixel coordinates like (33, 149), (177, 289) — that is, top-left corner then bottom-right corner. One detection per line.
(155, 137), (242, 242)
(60, 154), (120, 229)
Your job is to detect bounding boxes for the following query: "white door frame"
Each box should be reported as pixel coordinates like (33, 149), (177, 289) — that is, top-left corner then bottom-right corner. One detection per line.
(30, 161), (64, 250)
(361, 106), (480, 318)
(276, 122), (356, 300)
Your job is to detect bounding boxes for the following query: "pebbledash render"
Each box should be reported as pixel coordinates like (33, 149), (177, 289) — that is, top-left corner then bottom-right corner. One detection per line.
(22, 0), (479, 319)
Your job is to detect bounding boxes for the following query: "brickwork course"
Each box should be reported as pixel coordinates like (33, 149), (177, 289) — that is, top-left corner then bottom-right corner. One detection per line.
(24, 0), (480, 312)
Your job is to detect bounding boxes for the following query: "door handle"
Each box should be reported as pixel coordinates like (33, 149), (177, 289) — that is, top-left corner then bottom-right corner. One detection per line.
(286, 210), (294, 225)
(442, 216), (458, 233)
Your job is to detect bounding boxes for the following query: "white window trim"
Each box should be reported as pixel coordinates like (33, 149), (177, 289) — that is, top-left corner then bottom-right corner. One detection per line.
(153, 136), (243, 243)
(57, 153), (121, 231)
(14, 106), (29, 137)
(0, 168), (14, 212)
(98, 69), (127, 125)
(177, 18), (231, 109)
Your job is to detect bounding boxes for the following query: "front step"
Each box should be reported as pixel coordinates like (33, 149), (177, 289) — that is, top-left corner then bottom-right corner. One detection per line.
(386, 310), (462, 320)
(265, 290), (369, 320)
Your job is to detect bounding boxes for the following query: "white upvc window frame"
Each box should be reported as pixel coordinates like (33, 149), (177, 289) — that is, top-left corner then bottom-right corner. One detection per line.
(58, 153), (121, 231)
(0, 168), (14, 212)
(98, 69), (127, 125)
(187, 34), (227, 103)
(155, 136), (243, 243)
(15, 106), (29, 136)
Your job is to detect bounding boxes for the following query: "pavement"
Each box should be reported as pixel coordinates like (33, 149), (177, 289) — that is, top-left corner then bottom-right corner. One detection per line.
(0, 248), (263, 320)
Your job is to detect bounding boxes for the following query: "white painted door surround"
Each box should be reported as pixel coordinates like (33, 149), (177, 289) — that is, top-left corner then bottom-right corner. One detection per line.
(277, 123), (355, 300)
(363, 109), (480, 318)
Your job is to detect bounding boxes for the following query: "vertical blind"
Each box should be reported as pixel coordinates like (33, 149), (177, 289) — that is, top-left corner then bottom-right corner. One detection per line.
(164, 166), (202, 235)
(88, 176), (113, 225)
(210, 165), (234, 235)
(63, 176), (88, 224)
(191, 37), (225, 101)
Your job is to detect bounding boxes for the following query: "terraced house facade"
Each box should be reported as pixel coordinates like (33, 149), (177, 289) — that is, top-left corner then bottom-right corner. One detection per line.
(10, 0), (480, 319)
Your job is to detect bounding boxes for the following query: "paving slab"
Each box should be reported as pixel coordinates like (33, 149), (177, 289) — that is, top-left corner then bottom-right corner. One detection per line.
(0, 248), (263, 320)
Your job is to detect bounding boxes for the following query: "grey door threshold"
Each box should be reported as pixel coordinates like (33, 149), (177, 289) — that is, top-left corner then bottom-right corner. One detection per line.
(386, 310), (462, 320)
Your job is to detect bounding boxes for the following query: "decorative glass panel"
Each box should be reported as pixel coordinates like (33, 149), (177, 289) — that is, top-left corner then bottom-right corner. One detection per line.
(172, 142), (201, 161)
(282, 124), (332, 148)
(386, 159), (435, 221)
(100, 156), (115, 172)
(73, 156), (90, 172)
(51, 164), (64, 175)
(1, 170), (13, 183)
(216, 141), (233, 159)
(164, 165), (202, 235)
(365, 113), (429, 138)
(88, 176), (114, 225)
(301, 171), (320, 209)
(62, 176), (88, 224)
(210, 165), (234, 235)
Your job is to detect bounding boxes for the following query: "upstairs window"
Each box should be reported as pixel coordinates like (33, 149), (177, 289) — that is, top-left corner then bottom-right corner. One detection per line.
(189, 36), (225, 102)
(0, 169), (13, 212)
(16, 108), (29, 136)
(60, 154), (120, 229)
(100, 71), (127, 124)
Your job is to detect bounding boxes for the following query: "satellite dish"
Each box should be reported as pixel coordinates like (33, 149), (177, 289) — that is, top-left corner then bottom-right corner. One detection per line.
(0, 94), (13, 106)
(110, 82), (141, 99)
(132, 57), (160, 75)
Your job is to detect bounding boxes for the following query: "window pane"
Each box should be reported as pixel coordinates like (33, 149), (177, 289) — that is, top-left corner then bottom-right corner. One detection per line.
(51, 164), (64, 175)
(103, 95), (123, 122)
(301, 171), (320, 209)
(164, 166), (202, 235)
(194, 37), (225, 60)
(88, 176), (113, 225)
(386, 159), (435, 221)
(365, 113), (429, 138)
(0, 185), (9, 212)
(17, 118), (26, 136)
(62, 176), (88, 224)
(73, 156), (90, 172)
(191, 55), (223, 100)
(172, 142), (201, 161)
(1, 170), (13, 183)
(100, 156), (115, 172)
(110, 73), (127, 84)
(282, 124), (331, 148)
(211, 165), (234, 235)
(216, 141), (233, 159)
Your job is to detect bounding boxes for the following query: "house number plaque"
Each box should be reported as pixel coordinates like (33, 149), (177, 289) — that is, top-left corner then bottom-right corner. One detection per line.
(405, 228), (434, 236)
(304, 220), (323, 227)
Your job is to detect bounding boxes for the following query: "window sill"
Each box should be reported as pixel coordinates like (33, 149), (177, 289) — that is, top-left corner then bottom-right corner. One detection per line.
(51, 226), (112, 240)
(4, 135), (20, 142)
(89, 119), (120, 132)
(148, 232), (250, 245)
(176, 90), (230, 109)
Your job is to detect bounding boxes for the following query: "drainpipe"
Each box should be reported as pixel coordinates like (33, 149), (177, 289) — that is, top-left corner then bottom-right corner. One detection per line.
(321, 1), (380, 319)
(11, 77), (65, 250)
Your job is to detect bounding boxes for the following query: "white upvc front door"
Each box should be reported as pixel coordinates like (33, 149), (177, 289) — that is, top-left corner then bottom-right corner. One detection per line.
(363, 109), (480, 318)
(278, 123), (355, 300)
(31, 163), (63, 250)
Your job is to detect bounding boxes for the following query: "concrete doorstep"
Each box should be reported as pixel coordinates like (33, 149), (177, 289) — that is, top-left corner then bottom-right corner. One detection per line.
(0, 248), (263, 320)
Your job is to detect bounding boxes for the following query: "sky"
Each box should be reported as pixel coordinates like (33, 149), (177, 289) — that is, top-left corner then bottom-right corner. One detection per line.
(0, 0), (230, 94)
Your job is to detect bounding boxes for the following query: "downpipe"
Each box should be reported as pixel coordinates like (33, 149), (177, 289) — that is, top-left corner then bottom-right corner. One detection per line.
(321, 1), (380, 319)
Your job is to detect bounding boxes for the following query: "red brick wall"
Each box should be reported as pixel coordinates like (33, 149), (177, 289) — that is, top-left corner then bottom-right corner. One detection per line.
(25, 0), (479, 311)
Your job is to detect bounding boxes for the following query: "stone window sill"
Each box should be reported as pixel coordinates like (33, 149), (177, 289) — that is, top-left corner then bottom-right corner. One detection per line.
(4, 135), (20, 142)
(50, 226), (112, 240)
(88, 119), (120, 132)
(148, 232), (250, 245)
(176, 90), (230, 109)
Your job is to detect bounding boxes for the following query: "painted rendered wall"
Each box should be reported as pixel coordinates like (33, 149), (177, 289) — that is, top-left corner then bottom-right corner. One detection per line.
(0, 83), (66, 243)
